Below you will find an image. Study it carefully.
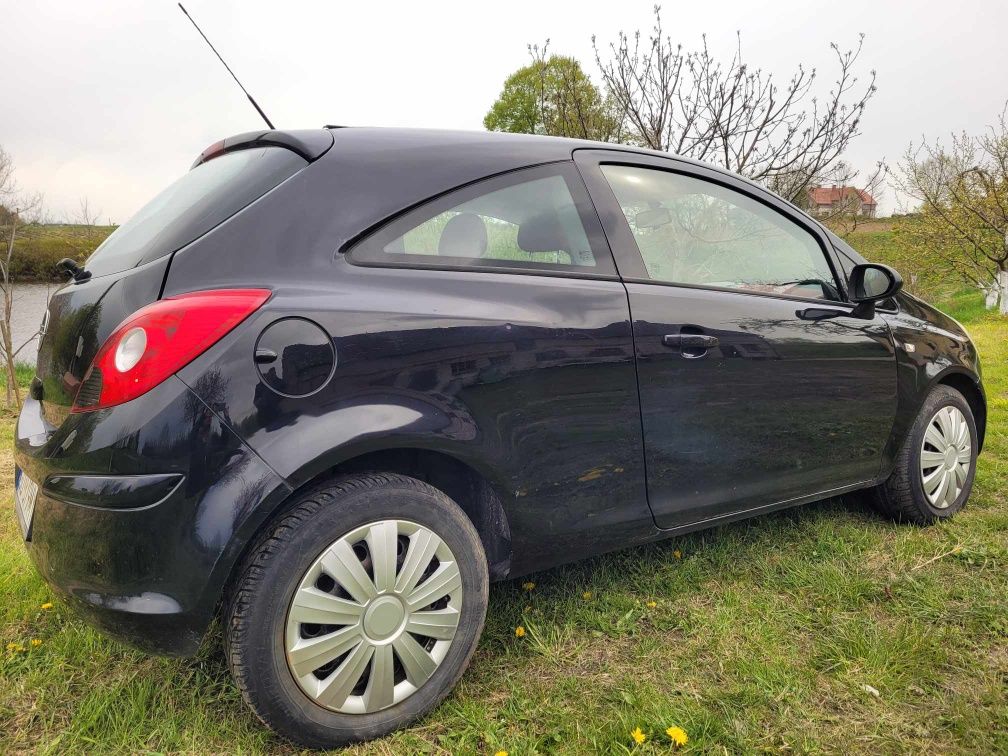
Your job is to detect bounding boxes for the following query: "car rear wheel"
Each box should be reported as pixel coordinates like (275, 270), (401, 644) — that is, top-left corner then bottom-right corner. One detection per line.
(225, 473), (488, 749)
(871, 385), (978, 524)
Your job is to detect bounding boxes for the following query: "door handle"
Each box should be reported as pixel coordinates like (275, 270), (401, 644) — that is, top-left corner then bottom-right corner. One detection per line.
(796, 307), (843, 321)
(663, 334), (719, 349)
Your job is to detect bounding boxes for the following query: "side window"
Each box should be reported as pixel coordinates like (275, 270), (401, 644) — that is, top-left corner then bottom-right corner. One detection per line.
(348, 163), (614, 276)
(601, 165), (840, 301)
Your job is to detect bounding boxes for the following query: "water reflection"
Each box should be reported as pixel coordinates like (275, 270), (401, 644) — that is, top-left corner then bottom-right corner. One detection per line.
(6, 282), (56, 365)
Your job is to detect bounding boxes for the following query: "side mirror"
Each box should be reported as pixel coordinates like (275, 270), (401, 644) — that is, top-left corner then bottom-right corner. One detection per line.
(848, 263), (902, 318)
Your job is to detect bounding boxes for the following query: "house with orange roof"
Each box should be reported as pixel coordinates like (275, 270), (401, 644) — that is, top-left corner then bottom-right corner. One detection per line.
(807, 185), (877, 217)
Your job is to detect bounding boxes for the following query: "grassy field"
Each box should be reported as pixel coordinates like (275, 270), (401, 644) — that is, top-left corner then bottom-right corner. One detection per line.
(845, 220), (898, 264)
(1, 292), (1005, 754)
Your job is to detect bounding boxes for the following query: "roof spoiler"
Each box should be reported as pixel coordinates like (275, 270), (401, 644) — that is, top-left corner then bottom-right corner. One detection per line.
(192, 129), (334, 168)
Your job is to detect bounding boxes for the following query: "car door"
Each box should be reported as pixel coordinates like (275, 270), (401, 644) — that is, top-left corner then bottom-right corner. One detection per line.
(575, 150), (898, 529)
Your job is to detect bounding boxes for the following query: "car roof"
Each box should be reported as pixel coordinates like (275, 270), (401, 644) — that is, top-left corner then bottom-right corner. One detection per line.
(324, 126), (785, 204)
(328, 125), (604, 162)
(204, 126), (785, 207)
(222, 126), (816, 254)
(325, 125), (725, 170)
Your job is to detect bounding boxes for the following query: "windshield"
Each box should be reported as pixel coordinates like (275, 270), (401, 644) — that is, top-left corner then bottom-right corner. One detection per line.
(85, 147), (306, 278)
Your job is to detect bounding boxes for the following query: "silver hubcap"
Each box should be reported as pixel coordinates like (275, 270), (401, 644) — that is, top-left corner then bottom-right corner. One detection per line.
(285, 520), (462, 714)
(920, 406), (972, 509)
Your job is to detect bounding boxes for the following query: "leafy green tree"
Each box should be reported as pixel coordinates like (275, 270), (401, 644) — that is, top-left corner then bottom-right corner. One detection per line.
(484, 45), (623, 142)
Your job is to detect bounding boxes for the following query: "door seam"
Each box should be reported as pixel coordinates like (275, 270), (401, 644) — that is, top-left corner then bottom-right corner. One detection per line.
(621, 281), (660, 527)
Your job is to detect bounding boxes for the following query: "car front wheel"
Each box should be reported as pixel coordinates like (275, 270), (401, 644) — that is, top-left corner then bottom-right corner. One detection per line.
(225, 473), (489, 749)
(872, 385), (978, 524)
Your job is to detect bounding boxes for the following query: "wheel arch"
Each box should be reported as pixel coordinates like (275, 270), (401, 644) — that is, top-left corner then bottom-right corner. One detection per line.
(217, 446), (513, 616)
(321, 447), (513, 581)
(934, 368), (987, 451)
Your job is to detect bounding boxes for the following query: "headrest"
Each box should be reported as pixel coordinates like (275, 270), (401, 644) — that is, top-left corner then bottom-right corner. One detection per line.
(438, 213), (488, 257)
(518, 212), (568, 253)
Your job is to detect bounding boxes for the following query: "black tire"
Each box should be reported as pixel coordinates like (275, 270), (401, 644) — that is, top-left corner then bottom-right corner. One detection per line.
(871, 385), (978, 524)
(225, 473), (489, 749)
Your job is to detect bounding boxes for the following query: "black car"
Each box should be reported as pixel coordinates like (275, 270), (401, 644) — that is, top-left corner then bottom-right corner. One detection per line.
(15, 127), (985, 748)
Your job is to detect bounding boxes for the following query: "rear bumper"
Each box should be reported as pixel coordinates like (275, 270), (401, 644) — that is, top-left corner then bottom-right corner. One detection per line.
(15, 376), (290, 656)
(23, 530), (208, 655)
(22, 483), (213, 656)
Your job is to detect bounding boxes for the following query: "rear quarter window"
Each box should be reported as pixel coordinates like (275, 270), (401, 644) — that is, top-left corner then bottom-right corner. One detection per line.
(347, 163), (616, 277)
(85, 147), (306, 278)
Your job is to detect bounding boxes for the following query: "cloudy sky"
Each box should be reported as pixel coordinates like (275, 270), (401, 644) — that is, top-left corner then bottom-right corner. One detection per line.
(4, 0), (1006, 222)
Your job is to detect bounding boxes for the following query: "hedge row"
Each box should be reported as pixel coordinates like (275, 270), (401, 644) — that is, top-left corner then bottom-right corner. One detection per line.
(6, 225), (114, 282)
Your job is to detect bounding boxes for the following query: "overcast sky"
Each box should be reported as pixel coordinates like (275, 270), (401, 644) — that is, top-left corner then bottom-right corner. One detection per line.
(3, 0), (1006, 222)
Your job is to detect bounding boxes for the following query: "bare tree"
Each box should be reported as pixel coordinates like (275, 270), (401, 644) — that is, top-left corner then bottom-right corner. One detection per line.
(528, 41), (627, 143)
(593, 5), (877, 203)
(76, 196), (101, 241)
(892, 106), (1008, 313)
(0, 146), (45, 406)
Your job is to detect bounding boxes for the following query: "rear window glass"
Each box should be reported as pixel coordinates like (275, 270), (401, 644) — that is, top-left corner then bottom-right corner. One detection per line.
(85, 147), (306, 278)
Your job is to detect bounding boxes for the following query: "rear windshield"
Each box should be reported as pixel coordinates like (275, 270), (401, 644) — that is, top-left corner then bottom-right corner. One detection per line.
(85, 147), (306, 278)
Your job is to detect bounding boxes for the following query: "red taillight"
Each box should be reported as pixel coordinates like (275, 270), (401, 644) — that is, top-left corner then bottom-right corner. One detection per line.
(71, 289), (271, 413)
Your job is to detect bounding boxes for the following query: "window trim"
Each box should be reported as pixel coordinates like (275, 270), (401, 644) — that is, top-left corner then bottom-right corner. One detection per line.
(620, 275), (863, 309)
(572, 149), (848, 304)
(344, 161), (619, 280)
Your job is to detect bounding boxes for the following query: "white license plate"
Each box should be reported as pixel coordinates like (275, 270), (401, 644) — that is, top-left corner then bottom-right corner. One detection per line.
(15, 470), (38, 540)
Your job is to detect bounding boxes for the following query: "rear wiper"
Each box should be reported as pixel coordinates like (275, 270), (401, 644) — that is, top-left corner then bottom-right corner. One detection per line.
(57, 258), (91, 283)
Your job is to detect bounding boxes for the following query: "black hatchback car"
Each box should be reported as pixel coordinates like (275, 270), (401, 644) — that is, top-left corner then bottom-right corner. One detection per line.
(15, 127), (985, 747)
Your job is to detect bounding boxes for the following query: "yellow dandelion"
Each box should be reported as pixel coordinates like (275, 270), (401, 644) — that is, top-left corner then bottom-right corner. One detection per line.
(646, 600), (658, 608)
(495, 751), (508, 756)
(515, 626), (526, 638)
(30, 639), (42, 647)
(631, 726), (647, 745)
(666, 725), (688, 746)
(5, 642), (16, 652)
(40, 602), (54, 610)
(522, 581), (536, 592)
(582, 591), (593, 600)
(673, 549), (682, 560)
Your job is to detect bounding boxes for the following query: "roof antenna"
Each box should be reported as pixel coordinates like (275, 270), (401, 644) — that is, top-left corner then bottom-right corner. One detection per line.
(177, 3), (275, 129)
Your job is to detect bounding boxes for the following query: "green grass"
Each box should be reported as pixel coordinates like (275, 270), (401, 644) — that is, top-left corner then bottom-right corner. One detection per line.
(1, 296), (1006, 753)
(937, 289), (994, 325)
(844, 220), (896, 259)
(0, 363), (36, 392)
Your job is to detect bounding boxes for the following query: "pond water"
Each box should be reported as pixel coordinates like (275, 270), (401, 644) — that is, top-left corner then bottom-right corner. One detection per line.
(8, 282), (61, 367)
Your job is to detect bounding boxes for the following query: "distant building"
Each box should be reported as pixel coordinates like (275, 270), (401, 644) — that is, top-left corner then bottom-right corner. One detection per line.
(807, 185), (877, 217)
